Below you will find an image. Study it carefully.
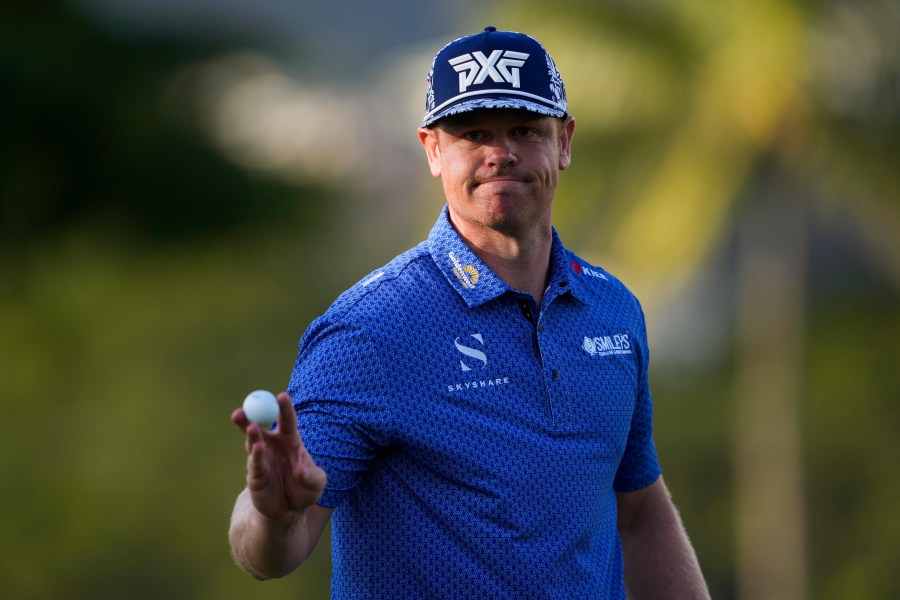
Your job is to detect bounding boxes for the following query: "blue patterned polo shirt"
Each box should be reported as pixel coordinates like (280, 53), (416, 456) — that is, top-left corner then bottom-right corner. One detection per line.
(288, 206), (661, 599)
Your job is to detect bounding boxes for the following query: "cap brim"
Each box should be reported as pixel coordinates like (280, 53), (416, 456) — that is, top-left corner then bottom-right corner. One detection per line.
(422, 97), (566, 128)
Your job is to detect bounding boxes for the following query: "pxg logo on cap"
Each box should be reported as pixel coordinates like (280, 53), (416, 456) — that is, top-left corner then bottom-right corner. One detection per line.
(422, 26), (568, 127)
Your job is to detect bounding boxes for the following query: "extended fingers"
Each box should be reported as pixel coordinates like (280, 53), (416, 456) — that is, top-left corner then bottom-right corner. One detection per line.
(275, 392), (299, 435)
(244, 421), (266, 454)
(246, 428), (272, 485)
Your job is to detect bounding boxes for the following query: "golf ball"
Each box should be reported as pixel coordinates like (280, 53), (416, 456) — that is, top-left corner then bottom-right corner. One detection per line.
(243, 390), (280, 426)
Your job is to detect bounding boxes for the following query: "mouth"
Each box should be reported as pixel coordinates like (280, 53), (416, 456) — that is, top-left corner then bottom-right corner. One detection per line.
(474, 172), (529, 188)
(479, 177), (521, 184)
(472, 179), (527, 198)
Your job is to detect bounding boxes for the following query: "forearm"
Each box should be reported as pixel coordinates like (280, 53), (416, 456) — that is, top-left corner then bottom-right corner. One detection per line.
(228, 488), (318, 580)
(618, 479), (710, 599)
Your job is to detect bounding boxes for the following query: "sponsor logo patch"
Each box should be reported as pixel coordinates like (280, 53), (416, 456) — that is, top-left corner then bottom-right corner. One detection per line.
(449, 252), (480, 288)
(361, 272), (384, 287)
(446, 332), (512, 392)
(454, 333), (487, 372)
(449, 49), (530, 92)
(582, 334), (631, 357)
(570, 261), (607, 280)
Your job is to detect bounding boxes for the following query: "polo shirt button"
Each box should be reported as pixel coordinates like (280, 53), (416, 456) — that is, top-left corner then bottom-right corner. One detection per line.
(537, 325), (544, 332)
(551, 368), (560, 379)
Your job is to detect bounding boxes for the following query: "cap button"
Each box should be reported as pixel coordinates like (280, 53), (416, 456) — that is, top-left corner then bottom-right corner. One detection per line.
(484, 26), (497, 33)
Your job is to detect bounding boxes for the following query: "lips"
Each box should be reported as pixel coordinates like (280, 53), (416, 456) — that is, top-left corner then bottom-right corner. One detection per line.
(475, 171), (530, 186)
(473, 178), (528, 197)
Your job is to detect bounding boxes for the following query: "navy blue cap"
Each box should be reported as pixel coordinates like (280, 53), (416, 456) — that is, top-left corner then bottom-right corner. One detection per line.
(422, 26), (568, 127)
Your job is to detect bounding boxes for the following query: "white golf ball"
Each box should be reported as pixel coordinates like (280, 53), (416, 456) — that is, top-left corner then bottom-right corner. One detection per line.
(242, 390), (280, 426)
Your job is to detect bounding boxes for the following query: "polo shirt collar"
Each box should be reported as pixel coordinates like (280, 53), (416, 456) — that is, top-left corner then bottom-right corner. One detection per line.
(546, 227), (589, 307)
(427, 206), (587, 308)
(428, 206), (508, 307)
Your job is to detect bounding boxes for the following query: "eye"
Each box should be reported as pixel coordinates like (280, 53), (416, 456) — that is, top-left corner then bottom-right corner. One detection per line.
(512, 126), (536, 138)
(463, 130), (487, 141)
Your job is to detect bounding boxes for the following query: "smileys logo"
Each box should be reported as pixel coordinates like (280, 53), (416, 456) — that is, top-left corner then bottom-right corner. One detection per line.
(583, 334), (631, 357)
(449, 252), (479, 289)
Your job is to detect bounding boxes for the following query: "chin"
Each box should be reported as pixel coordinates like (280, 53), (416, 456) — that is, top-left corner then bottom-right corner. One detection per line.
(449, 195), (550, 237)
(482, 209), (537, 237)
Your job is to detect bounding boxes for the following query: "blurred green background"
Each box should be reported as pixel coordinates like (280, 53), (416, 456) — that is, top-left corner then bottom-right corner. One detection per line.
(2, 1), (898, 598)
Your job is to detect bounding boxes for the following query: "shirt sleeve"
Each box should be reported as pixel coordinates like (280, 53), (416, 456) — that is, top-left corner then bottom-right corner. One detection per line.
(287, 313), (395, 508)
(612, 298), (662, 492)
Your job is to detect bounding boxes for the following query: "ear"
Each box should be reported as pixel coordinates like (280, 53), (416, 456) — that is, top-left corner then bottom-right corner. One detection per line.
(557, 116), (576, 171)
(418, 127), (442, 177)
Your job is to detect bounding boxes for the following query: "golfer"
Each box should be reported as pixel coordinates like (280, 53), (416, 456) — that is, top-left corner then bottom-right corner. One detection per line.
(230, 26), (710, 599)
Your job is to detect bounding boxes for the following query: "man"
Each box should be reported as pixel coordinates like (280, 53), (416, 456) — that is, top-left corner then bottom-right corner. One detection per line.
(230, 27), (710, 599)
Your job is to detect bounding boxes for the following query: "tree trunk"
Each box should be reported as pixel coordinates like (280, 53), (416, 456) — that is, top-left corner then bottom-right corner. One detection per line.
(733, 175), (809, 600)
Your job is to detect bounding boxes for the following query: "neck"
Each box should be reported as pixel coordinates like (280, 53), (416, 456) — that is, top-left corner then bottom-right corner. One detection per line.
(450, 214), (553, 306)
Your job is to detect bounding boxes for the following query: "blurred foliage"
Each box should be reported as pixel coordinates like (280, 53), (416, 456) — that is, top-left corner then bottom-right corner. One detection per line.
(499, 0), (900, 296)
(0, 2), (329, 253)
(2, 1), (899, 599)
(493, 0), (900, 598)
(0, 228), (338, 598)
(0, 3), (341, 599)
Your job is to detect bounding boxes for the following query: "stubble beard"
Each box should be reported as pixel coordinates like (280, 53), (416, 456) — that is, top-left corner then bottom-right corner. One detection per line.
(453, 191), (553, 242)
(472, 170), (555, 237)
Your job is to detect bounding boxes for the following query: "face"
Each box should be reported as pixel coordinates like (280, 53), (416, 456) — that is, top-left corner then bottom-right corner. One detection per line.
(418, 109), (575, 239)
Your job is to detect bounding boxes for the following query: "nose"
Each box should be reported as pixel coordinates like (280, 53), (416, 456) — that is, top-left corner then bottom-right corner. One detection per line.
(484, 135), (517, 168)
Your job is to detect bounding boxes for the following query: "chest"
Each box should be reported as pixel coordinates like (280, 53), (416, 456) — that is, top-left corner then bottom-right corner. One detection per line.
(389, 296), (643, 490)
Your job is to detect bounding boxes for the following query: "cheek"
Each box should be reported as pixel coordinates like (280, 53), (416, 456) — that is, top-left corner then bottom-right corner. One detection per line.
(439, 162), (464, 198)
(441, 157), (472, 187)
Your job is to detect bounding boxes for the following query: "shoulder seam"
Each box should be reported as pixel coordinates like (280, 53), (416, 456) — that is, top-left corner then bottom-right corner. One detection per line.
(328, 249), (433, 322)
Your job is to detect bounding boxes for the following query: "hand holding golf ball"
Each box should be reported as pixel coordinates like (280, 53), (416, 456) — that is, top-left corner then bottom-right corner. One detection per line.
(242, 390), (280, 426)
(232, 389), (327, 521)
